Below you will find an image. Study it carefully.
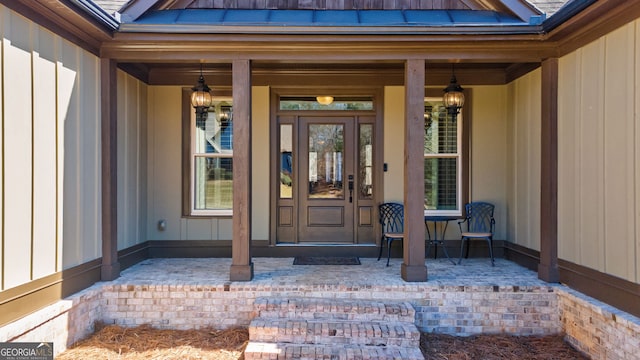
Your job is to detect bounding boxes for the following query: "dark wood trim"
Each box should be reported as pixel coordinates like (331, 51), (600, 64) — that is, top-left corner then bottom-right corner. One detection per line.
(0, 0), (112, 56)
(505, 63), (540, 84)
(117, 63), (150, 84)
(401, 59), (427, 282)
(230, 59), (254, 281)
(100, 58), (121, 281)
(504, 241), (540, 272)
(117, 242), (149, 271)
(0, 259), (101, 328)
(559, 259), (640, 319)
(538, 58), (559, 283)
(550, 0), (640, 57)
(181, 88), (192, 217)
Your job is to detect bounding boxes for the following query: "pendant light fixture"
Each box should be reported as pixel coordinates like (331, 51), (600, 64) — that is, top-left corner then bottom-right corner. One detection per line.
(443, 64), (465, 118)
(191, 64), (213, 129)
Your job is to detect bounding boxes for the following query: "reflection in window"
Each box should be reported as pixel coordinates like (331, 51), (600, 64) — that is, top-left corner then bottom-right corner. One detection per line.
(359, 124), (373, 199)
(308, 124), (344, 199)
(424, 99), (460, 214)
(193, 100), (234, 212)
(280, 124), (293, 199)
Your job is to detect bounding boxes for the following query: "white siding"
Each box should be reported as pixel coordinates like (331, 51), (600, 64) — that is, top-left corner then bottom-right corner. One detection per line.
(506, 70), (542, 251)
(2, 9), (33, 288)
(0, 4), (103, 291)
(558, 20), (640, 282)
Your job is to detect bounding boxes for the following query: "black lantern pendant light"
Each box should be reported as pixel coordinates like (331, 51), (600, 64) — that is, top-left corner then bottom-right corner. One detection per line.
(443, 65), (465, 117)
(191, 64), (213, 129)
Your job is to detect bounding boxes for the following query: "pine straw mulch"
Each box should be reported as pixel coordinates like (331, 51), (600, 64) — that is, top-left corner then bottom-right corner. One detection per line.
(57, 324), (588, 360)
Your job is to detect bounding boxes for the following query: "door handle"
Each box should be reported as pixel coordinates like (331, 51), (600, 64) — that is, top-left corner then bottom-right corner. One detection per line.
(348, 175), (354, 203)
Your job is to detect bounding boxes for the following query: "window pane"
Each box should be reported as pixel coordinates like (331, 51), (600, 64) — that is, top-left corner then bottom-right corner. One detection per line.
(424, 103), (457, 155)
(280, 124), (293, 199)
(424, 158), (457, 210)
(194, 102), (233, 155)
(194, 157), (233, 210)
(359, 124), (373, 199)
(308, 124), (344, 199)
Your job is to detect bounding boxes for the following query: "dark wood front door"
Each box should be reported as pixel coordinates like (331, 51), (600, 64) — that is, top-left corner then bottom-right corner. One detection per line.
(275, 114), (378, 245)
(298, 117), (354, 243)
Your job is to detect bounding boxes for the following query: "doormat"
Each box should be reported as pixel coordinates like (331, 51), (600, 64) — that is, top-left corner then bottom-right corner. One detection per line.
(293, 256), (361, 265)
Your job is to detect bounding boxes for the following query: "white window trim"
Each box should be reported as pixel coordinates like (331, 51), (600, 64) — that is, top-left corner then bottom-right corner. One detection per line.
(189, 105), (234, 217)
(423, 99), (463, 217)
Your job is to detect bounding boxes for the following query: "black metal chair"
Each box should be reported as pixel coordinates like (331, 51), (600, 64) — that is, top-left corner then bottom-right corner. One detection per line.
(457, 202), (496, 266)
(377, 202), (404, 266)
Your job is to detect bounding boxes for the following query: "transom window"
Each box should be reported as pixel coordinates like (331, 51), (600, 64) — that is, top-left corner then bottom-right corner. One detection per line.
(424, 97), (463, 216)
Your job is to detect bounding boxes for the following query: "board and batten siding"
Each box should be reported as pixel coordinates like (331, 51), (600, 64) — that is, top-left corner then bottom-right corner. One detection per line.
(506, 69), (542, 251)
(117, 71), (148, 250)
(0, 5), (101, 291)
(558, 19), (640, 283)
(146, 85), (270, 241)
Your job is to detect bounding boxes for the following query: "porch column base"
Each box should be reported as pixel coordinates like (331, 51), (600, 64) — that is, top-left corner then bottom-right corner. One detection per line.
(401, 263), (427, 282)
(101, 262), (121, 281)
(230, 263), (254, 281)
(538, 263), (559, 283)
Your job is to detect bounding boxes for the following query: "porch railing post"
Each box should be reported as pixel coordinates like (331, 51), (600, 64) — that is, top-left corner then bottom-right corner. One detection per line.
(230, 59), (254, 281)
(401, 59), (428, 282)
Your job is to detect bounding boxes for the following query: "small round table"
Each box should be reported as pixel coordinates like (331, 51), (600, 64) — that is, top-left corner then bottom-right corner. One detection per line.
(424, 216), (457, 265)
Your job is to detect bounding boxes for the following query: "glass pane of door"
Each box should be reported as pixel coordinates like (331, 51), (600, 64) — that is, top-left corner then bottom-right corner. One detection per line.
(308, 124), (344, 199)
(359, 124), (373, 199)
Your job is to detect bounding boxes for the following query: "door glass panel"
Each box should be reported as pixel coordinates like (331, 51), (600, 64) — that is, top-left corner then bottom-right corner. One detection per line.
(359, 124), (373, 199)
(280, 124), (293, 199)
(308, 124), (344, 199)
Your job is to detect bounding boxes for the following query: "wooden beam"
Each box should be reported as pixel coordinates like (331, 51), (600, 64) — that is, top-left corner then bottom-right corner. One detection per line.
(230, 59), (254, 281)
(538, 57), (559, 283)
(401, 59), (427, 282)
(100, 58), (121, 281)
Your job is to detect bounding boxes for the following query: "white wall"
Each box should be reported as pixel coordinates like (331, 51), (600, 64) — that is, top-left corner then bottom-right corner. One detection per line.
(0, 5), (102, 291)
(558, 20), (640, 282)
(506, 70), (542, 251)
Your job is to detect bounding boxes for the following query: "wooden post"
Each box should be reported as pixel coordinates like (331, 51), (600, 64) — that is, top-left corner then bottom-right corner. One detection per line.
(539, 58), (560, 282)
(100, 58), (120, 281)
(401, 59), (428, 282)
(230, 59), (254, 281)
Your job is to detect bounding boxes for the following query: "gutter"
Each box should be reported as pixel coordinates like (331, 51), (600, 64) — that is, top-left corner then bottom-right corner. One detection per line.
(541, 0), (598, 33)
(63, 0), (120, 31)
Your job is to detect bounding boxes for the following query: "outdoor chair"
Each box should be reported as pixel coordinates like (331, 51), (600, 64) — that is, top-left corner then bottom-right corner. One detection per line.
(377, 202), (404, 266)
(457, 202), (496, 266)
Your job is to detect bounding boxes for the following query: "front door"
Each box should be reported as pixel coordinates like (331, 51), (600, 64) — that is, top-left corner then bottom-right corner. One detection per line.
(275, 114), (378, 245)
(299, 117), (354, 243)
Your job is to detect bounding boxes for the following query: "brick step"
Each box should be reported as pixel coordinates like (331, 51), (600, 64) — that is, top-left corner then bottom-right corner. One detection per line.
(249, 318), (420, 347)
(244, 342), (425, 360)
(254, 297), (416, 323)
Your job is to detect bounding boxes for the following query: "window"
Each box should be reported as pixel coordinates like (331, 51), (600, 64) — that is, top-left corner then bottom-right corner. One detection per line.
(424, 96), (467, 216)
(184, 91), (234, 216)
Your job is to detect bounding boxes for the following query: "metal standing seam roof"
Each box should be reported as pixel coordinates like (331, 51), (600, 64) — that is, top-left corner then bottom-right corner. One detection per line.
(129, 9), (532, 27)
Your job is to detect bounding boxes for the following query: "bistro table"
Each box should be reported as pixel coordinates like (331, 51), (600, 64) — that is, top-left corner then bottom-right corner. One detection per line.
(424, 215), (457, 265)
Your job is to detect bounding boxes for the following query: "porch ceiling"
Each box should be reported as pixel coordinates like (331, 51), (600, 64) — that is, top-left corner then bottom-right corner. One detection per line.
(121, 61), (538, 86)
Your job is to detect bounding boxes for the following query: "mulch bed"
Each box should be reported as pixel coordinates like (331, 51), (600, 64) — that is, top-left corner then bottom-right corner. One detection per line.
(57, 325), (588, 359)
